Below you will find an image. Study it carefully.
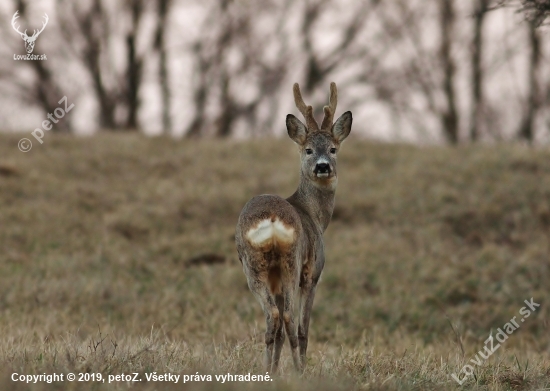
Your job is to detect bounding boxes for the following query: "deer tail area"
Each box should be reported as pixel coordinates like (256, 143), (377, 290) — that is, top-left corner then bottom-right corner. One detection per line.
(245, 217), (296, 252)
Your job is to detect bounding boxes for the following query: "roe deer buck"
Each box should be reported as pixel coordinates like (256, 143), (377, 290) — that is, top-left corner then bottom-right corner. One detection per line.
(235, 82), (352, 373)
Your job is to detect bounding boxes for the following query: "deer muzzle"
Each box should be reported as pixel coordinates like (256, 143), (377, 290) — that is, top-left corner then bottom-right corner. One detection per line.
(314, 160), (332, 178)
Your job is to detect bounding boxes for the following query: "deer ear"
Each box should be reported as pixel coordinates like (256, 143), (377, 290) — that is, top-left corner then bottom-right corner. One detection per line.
(332, 111), (352, 143)
(286, 114), (307, 145)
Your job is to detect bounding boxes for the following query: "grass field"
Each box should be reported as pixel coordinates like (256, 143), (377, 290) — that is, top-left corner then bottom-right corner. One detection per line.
(0, 133), (549, 390)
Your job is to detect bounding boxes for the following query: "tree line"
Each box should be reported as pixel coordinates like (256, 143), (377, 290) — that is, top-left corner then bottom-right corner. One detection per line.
(0, 0), (548, 144)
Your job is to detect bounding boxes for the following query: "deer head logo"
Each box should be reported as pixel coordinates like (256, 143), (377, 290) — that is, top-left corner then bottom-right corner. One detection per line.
(11, 11), (48, 54)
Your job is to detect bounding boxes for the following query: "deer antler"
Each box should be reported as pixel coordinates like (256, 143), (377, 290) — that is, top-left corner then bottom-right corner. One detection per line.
(321, 82), (337, 130)
(293, 83), (319, 132)
(30, 14), (48, 39)
(11, 11), (29, 39)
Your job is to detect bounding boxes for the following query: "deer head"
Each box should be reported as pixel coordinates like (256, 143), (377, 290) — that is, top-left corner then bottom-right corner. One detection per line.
(11, 11), (49, 54)
(286, 82), (352, 188)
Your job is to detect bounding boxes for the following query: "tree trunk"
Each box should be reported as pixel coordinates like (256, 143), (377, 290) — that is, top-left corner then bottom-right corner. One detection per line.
(470, 0), (489, 142)
(215, 73), (235, 137)
(19, 1), (70, 132)
(125, 0), (144, 131)
(185, 43), (209, 138)
(519, 20), (541, 143)
(155, 0), (172, 134)
(439, 0), (459, 144)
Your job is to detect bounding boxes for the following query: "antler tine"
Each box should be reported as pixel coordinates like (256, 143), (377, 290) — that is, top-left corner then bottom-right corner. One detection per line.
(11, 11), (28, 39)
(32, 13), (48, 38)
(321, 82), (338, 130)
(293, 83), (319, 131)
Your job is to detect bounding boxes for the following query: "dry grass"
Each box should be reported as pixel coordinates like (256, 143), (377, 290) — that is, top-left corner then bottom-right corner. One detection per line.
(0, 133), (549, 390)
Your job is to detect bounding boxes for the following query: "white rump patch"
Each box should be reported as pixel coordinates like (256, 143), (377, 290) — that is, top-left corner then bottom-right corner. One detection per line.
(246, 218), (295, 247)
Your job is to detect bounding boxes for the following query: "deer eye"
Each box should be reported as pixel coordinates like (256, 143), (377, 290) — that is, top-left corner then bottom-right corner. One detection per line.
(305, 148), (313, 155)
(330, 148), (337, 154)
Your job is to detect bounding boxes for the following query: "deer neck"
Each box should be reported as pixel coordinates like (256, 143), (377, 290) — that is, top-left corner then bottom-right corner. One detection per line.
(288, 174), (336, 232)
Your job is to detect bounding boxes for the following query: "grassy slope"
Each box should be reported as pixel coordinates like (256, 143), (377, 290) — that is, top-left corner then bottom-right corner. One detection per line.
(0, 133), (549, 390)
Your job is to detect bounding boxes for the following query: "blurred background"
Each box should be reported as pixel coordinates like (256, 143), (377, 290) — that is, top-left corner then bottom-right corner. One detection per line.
(0, 0), (549, 143)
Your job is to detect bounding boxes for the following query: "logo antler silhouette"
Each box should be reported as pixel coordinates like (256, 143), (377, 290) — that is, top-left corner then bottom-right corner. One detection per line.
(11, 11), (48, 54)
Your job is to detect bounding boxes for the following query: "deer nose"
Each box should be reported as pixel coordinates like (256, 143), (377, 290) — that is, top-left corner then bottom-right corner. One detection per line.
(314, 162), (331, 174)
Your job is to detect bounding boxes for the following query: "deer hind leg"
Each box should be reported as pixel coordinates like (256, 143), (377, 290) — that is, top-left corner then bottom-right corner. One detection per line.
(271, 294), (285, 373)
(282, 279), (301, 372)
(250, 282), (279, 372)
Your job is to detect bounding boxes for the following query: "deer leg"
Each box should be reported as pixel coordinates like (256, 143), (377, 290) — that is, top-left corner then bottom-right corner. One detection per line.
(271, 294), (285, 373)
(282, 286), (301, 372)
(250, 283), (279, 373)
(298, 282), (317, 370)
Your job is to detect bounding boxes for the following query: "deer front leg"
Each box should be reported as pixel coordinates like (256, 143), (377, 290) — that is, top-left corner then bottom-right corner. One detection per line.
(298, 282), (317, 369)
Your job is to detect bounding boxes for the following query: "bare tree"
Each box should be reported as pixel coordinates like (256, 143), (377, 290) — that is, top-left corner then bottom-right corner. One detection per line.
(470, 0), (490, 141)
(57, 0), (117, 129)
(439, 0), (459, 144)
(520, 0), (550, 25)
(124, 0), (145, 131)
(186, 0), (248, 137)
(298, 0), (380, 119)
(185, 41), (210, 138)
(186, 0), (290, 138)
(518, 20), (542, 142)
(185, 0), (380, 138)
(363, 0), (464, 143)
(154, 0), (172, 134)
(56, 0), (147, 131)
(6, 0), (70, 131)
